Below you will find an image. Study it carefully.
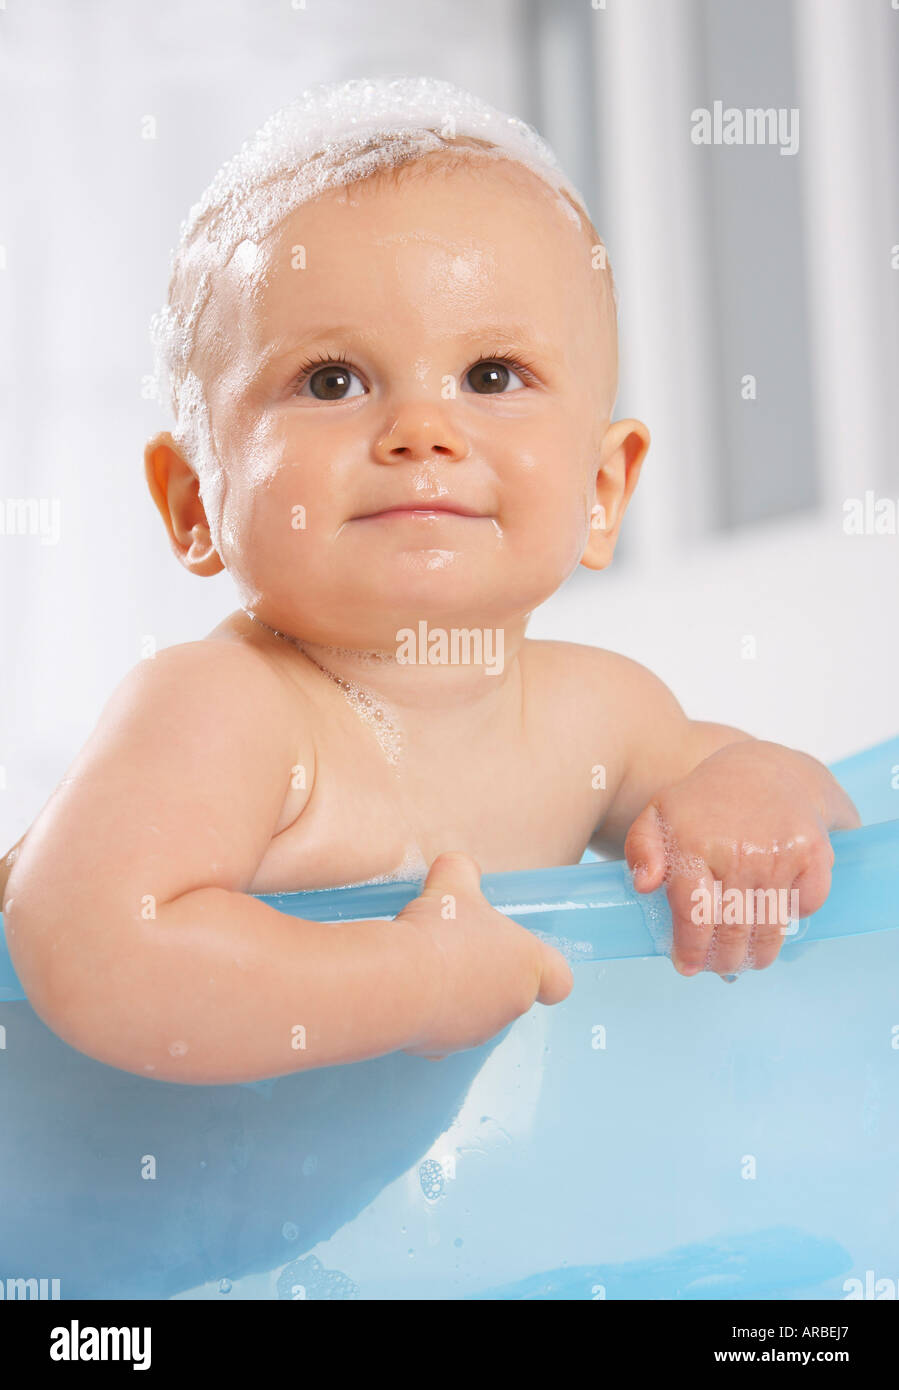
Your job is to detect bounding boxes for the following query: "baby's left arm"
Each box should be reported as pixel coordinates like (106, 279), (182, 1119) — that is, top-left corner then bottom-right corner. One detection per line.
(591, 655), (861, 978)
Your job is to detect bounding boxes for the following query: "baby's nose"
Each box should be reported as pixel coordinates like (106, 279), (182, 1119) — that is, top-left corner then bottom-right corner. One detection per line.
(373, 407), (469, 464)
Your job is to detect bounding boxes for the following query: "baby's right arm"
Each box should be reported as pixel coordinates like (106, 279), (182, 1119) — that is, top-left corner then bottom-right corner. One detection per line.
(4, 642), (570, 1084)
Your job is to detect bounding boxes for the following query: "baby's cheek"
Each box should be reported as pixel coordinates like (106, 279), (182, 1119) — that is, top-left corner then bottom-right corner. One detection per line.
(197, 464), (227, 557)
(524, 483), (590, 565)
(214, 484), (281, 607)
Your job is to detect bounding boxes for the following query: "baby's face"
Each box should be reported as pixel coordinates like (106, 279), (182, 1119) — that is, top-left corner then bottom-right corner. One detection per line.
(192, 159), (621, 647)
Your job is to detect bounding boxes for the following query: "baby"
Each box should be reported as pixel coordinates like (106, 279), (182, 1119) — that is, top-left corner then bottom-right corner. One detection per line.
(1, 78), (859, 1085)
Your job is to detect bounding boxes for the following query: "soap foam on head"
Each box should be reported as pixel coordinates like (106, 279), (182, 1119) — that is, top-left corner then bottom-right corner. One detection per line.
(148, 75), (613, 504)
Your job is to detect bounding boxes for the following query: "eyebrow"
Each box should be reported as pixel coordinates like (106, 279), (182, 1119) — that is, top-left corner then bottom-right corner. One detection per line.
(253, 323), (560, 376)
(463, 323), (558, 357)
(253, 326), (373, 373)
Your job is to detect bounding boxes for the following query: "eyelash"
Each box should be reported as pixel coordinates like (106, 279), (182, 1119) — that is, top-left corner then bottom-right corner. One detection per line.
(290, 348), (540, 392)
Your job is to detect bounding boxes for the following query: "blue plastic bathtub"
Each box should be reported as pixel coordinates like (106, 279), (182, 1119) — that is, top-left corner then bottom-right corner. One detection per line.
(1, 736), (897, 1300)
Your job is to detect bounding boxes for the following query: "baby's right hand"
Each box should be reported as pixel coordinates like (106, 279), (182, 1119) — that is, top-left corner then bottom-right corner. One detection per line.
(400, 851), (573, 1060)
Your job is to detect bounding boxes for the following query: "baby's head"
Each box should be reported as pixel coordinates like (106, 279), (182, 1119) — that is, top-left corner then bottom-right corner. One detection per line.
(146, 77), (649, 649)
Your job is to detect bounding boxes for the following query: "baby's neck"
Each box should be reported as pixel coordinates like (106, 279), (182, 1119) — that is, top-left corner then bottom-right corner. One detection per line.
(244, 612), (528, 727)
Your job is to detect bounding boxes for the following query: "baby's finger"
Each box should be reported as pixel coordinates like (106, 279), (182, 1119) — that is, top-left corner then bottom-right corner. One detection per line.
(707, 920), (757, 975)
(790, 842), (835, 922)
(705, 873), (801, 973)
(666, 868), (717, 975)
(625, 804), (668, 894)
(701, 874), (781, 974)
(742, 919), (788, 971)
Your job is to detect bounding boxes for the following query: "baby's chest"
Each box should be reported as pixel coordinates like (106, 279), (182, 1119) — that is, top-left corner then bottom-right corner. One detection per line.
(248, 728), (610, 893)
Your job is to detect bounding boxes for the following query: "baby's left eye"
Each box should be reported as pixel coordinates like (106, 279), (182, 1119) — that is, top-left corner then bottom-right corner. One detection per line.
(462, 360), (527, 394)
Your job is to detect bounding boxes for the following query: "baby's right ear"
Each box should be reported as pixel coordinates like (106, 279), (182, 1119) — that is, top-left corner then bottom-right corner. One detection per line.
(143, 432), (224, 577)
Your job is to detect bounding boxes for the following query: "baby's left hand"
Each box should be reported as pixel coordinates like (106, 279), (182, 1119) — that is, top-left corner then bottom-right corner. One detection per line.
(624, 742), (836, 978)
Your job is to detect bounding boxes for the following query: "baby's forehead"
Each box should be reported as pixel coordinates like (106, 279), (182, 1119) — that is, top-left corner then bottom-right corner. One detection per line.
(257, 155), (592, 265)
(191, 155), (612, 373)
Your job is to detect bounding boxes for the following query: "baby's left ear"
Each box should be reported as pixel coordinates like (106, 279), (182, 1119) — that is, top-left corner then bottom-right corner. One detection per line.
(580, 418), (650, 571)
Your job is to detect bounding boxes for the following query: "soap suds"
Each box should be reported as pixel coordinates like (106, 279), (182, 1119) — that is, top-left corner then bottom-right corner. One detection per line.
(340, 842), (428, 889)
(245, 611), (405, 767)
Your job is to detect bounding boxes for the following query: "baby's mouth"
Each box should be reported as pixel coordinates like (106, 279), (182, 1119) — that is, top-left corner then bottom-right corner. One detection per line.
(351, 503), (490, 521)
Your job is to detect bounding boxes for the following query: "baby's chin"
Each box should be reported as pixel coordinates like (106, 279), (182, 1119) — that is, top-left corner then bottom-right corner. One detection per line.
(230, 540), (574, 643)
(240, 591), (529, 653)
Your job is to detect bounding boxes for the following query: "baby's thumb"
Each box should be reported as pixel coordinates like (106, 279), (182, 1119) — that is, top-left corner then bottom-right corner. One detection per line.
(417, 852), (573, 1004)
(535, 939), (574, 1005)
(418, 850), (484, 903)
(624, 804), (668, 893)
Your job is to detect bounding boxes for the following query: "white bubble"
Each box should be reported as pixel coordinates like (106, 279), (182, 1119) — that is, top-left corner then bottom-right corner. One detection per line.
(529, 929), (595, 964)
(332, 842), (427, 892)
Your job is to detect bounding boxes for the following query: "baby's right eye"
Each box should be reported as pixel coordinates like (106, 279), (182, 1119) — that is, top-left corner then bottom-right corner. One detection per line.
(294, 357), (367, 401)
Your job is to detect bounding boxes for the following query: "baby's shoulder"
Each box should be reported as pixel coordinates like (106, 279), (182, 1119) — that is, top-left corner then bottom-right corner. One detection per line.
(521, 638), (671, 740)
(132, 634), (307, 733)
(521, 637), (649, 688)
(142, 633), (291, 688)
